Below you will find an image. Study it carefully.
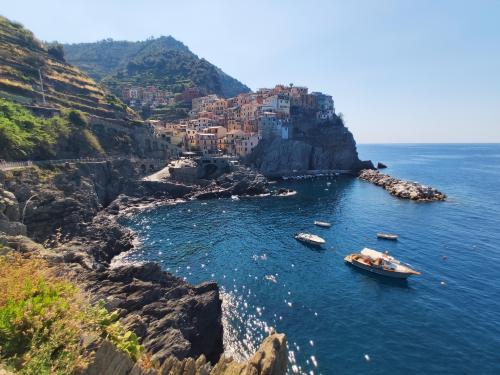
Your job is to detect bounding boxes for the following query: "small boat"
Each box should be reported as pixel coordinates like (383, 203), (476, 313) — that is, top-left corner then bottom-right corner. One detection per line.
(264, 275), (277, 283)
(274, 188), (297, 197)
(231, 195), (240, 201)
(344, 248), (420, 279)
(294, 232), (326, 246)
(377, 232), (399, 240)
(314, 220), (332, 228)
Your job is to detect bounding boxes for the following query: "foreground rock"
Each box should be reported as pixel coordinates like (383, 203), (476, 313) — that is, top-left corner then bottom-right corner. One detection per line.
(68, 262), (224, 365)
(359, 169), (446, 201)
(83, 333), (287, 375)
(157, 333), (287, 375)
(0, 184), (26, 236)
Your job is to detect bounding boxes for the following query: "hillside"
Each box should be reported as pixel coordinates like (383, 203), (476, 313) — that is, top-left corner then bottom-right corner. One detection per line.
(63, 36), (250, 99)
(0, 16), (173, 161)
(0, 16), (134, 120)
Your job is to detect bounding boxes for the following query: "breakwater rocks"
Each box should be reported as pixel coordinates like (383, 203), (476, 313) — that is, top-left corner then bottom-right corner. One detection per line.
(359, 169), (446, 201)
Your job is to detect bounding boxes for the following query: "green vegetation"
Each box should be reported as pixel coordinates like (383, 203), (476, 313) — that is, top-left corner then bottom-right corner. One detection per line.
(63, 36), (250, 99)
(47, 43), (65, 62)
(0, 98), (108, 160)
(0, 97), (69, 160)
(150, 101), (191, 122)
(0, 253), (144, 374)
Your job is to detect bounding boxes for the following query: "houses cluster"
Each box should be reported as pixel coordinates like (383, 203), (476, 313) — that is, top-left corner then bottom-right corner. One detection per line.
(147, 84), (335, 158)
(122, 86), (173, 109)
(122, 86), (205, 110)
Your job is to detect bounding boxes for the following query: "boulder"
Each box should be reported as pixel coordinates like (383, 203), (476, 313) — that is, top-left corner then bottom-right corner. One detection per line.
(0, 185), (26, 236)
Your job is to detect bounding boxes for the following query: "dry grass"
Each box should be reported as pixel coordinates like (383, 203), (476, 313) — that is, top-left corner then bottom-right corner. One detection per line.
(0, 253), (145, 374)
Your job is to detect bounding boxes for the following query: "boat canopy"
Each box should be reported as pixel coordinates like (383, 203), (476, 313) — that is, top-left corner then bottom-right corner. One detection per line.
(360, 248), (386, 259)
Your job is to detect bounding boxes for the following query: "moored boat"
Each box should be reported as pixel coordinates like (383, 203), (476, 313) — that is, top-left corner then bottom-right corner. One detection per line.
(377, 232), (399, 240)
(274, 188), (297, 197)
(344, 248), (420, 279)
(294, 232), (326, 246)
(314, 220), (332, 228)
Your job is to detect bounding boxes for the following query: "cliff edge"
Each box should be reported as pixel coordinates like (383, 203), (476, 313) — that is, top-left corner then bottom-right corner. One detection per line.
(247, 116), (373, 177)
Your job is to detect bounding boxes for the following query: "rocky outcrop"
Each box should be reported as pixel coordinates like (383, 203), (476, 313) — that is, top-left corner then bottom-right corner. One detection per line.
(247, 118), (373, 177)
(377, 162), (387, 169)
(0, 161), (191, 242)
(74, 263), (223, 365)
(359, 169), (446, 201)
(188, 167), (269, 200)
(0, 184), (26, 236)
(139, 333), (287, 375)
(82, 333), (286, 375)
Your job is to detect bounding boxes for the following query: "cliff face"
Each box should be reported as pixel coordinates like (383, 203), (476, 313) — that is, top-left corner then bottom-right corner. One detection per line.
(247, 118), (373, 176)
(0, 163), (224, 366)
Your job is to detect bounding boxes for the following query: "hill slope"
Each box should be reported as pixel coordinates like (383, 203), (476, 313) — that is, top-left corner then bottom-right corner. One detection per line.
(0, 16), (133, 119)
(63, 36), (250, 98)
(0, 16), (171, 161)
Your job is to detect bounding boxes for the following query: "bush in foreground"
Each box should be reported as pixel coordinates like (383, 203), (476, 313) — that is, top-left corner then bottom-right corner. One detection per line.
(0, 253), (144, 374)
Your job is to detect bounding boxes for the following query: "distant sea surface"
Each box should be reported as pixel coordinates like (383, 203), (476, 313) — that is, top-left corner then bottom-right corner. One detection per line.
(120, 144), (500, 374)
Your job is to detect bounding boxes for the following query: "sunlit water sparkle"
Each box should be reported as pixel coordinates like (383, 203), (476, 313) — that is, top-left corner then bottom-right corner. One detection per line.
(119, 144), (500, 375)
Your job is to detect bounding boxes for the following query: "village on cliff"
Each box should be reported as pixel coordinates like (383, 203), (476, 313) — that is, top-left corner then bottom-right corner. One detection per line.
(122, 84), (335, 158)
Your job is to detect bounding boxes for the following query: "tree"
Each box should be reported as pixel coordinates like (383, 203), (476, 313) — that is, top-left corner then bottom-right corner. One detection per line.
(47, 43), (65, 62)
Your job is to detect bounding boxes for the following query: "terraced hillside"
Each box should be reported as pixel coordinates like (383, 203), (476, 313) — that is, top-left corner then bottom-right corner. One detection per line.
(0, 16), (134, 119)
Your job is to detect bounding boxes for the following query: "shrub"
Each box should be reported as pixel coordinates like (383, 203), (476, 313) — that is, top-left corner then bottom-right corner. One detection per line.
(0, 254), (144, 374)
(47, 43), (65, 62)
(67, 110), (87, 127)
(0, 98), (70, 160)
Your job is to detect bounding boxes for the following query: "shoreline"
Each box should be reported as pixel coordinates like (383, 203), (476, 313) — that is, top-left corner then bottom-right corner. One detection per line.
(0, 160), (289, 374)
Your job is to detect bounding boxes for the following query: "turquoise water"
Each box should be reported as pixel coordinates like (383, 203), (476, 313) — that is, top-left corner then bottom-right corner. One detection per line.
(122, 144), (500, 374)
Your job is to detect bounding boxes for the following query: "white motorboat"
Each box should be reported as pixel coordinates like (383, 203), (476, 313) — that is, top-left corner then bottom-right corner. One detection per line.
(377, 232), (398, 240)
(274, 188), (297, 197)
(294, 232), (326, 246)
(314, 221), (332, 228)
(344, 248), (420, 279)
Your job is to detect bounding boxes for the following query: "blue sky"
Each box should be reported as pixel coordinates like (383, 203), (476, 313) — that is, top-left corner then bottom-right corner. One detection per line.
(2, 0), (499, 143)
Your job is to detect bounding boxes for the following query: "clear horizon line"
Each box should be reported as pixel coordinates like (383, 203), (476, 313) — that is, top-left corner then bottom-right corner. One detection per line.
(358, 142), (500, 145)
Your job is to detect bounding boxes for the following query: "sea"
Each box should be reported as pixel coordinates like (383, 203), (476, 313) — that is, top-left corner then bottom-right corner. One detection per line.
(119, 144), (500, 374)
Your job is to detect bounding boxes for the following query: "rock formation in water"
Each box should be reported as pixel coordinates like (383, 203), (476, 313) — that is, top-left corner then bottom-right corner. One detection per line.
(247, 116), (373, 177)
(359, 169), (446, 201)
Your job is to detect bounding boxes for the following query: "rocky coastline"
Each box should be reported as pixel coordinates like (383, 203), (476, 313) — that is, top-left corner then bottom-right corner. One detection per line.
(246, 116), (373, 177)
(0, 161), (285, 374)
(358, 169), (446, 201)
